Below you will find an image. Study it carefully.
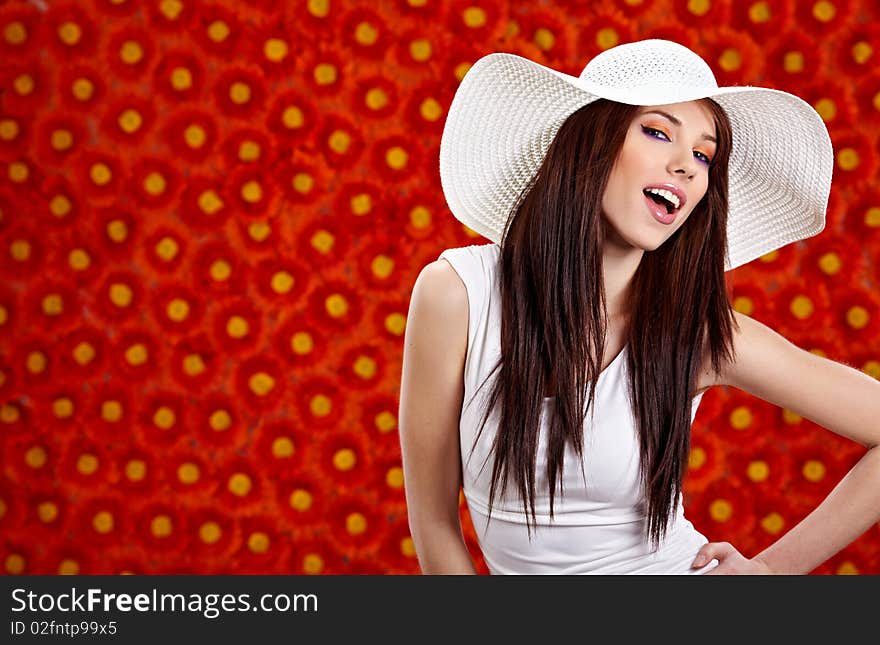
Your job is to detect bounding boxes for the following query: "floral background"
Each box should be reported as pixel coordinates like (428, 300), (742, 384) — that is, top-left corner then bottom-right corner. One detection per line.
(0, 0), (878, 575)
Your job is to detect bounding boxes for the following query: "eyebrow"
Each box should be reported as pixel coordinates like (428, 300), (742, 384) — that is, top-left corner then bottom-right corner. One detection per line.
(642, 109), (717, 143)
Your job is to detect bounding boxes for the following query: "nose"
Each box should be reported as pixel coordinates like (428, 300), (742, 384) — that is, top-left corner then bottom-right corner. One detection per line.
(668, 147), (699, 179)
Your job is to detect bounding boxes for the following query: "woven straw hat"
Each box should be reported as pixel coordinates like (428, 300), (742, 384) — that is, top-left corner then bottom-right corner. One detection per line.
(438, 39), (834, 271)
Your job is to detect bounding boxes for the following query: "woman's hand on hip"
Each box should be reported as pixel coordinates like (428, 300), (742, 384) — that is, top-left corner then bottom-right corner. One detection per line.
(691, 542), (775, 575)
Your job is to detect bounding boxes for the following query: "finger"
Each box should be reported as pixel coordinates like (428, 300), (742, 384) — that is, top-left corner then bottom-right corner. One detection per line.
(691, 542), (731, 568)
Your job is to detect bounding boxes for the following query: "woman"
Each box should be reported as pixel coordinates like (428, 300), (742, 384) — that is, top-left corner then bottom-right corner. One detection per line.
(398, 39), (880, 574)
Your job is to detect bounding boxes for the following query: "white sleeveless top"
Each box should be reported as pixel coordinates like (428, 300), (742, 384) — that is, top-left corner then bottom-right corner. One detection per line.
(437, 243), (719, 575)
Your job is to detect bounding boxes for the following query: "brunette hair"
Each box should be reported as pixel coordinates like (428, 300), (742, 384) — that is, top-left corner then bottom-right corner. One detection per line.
(467, 98), (737, 548)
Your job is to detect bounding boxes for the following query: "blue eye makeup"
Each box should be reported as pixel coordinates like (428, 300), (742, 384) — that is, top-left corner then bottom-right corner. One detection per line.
(641, 125), (712, 166)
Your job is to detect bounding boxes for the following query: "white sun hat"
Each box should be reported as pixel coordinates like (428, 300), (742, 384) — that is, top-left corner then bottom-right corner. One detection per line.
(438, 38), (834, 271)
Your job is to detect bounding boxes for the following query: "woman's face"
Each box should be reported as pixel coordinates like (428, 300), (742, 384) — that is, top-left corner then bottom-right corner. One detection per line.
(600, 100), (717, 251)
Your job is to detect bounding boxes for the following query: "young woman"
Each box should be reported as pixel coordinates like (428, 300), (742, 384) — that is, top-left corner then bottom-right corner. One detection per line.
(398, 40), (880, 574)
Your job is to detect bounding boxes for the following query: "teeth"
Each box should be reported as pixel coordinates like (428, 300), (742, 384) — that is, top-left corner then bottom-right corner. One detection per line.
(644, 187), (680, 210)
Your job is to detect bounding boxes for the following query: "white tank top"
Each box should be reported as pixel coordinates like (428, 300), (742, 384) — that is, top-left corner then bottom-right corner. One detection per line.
(438, 243), (719, 574)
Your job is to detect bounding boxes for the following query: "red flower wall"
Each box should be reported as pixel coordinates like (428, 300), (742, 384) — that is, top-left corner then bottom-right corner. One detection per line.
(1, 0), (879, 575)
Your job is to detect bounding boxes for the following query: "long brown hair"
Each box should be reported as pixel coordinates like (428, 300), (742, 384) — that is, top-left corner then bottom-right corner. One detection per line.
(467, 98), (737, 548)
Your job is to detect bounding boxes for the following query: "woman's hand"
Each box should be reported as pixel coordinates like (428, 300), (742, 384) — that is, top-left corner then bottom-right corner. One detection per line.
(691, 542), (775, 575)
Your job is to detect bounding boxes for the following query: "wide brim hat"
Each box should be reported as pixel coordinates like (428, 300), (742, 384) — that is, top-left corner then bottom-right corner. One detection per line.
(438, 39), (834, 272)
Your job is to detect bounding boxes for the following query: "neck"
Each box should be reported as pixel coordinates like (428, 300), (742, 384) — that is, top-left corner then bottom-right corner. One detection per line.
(600, 231), (643, 321)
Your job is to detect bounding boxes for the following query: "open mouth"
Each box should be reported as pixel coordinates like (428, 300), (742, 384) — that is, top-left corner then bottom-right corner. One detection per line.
(643, 189), (679, 215)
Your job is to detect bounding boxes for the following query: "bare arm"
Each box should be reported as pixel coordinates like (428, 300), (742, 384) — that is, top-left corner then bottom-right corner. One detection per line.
(398, 259), (478, 574)
(710, 311), (880, 574)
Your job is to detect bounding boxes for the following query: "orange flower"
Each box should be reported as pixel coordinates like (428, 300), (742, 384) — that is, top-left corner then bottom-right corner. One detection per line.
(683, 427), (729, 494)
(104, 26), (156, 81)
(325, 493), (387, 559)
(191, 391), (247, 453)
(0, 3), (44, 61)
(275, 475), (328, 530)
(727, 434), (793, 493)
(225, 165), (281, 216)
(160, 108), (218, 164)
(99, 93), (157, 147)
(112, 327), (161, 384)
(392, 23), (454, 73)
(700, 27), (764, 87)
(671, 0), (732, 27)
(293, 377), (346, 429)
(233, 355), (285, 412)
(234, 515), (289, 574)
(800, 232), (866, 286)
(688, 478), (756, 545)
(839, 187), (880, 243)
(188, 506), (239, 562)
(92, 206), (137, 259)
(317, 113), (366, 171)
(190, 3), (245, 58)
(113, 448), (160, 495)
(191, 240), (253, 296)
(148, 283), (205, 336)
(12, 335), (56, 390)
(713, 388), (777, 443)
(350, 74), (399, 121)
(514, 4), (577, 68)
(275, 159), (326, 205)
(0, 57), (50, 116)
(221, 127), (277, 170)
(44, 2), (98, 60)
(764, 31), (827, 88)
(728, 0), (795, 42)
(307, 279), (363, 331)
(76, 150), (123, 203)
(339, 6), (392, 61)
(142, 225), (187, 276)
(145, 0), (196, 32)
(729, 281), (774, 321)
(289, 538), (346, 575)
(827, 127), (878, 192)
(165, 450), (215, 498)
(212, 65), (267, 120)
(272, 314), (327, 370)
(575, 7), (638, 61)
(57, 64), (106, 113)
(211, 298), (264, 356)
(83, 385), (133, 441)
(771, 279), (833, 340)
(216, 458), (265, 512)
(251, 256), (305, 303)
(128, 157), (182, 209)
(177, 174), (231, 231)
(445, 0), (510, 45)
(828, 284), (880, 350)
(57, 438), (108, 491)
(749, 490), (807, 555)
(793, 0), (855, 38)
(34, 115), (86, 168)
(168, 332), (220, 393)
(136, 389), (188, 450)
(152, 49), (207, 103)
(56, 325), (106, 380)
(95, 270), (143, 323)
(132, 503), (189, 553)
(22, 277), (79, 334)
(265, 88), (319, 147)
(73, 495), (128, 548)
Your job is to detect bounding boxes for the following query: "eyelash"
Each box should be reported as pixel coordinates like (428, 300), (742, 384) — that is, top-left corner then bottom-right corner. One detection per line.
(641, 126), (712, 166)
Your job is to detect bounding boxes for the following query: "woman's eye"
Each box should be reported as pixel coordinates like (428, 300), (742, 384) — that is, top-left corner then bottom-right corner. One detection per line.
(641, 125), (712, 166)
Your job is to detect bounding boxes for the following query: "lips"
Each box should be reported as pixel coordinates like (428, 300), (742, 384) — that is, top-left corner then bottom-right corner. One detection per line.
(643, 183), (686, 213)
